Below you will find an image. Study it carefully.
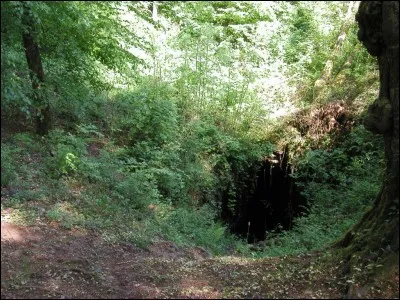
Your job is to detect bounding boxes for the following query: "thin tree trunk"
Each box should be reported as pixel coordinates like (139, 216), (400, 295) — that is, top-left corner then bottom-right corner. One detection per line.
(313, 2), (359, 101)
(22, 2), (50, 135)
(152, 1), (158, 23)
(333, 1), (359, 55)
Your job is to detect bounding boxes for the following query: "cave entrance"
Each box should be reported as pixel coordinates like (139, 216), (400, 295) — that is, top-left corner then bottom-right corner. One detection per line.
(227, 149), (306, 243)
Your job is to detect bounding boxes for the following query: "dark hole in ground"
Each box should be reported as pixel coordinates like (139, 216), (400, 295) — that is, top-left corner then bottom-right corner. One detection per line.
(223, 149), (307, 244)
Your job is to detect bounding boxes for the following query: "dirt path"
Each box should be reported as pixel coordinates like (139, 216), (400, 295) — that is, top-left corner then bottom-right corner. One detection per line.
(1, 218), (398, 299)
(1, 218), (338, 299)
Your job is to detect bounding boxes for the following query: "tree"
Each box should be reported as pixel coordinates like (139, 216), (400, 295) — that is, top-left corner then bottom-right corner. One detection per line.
(334, 0), (399, 281)
(21, 1), (50, 135)
(313, 1), (359, 101)
(2, 1), (148, 133)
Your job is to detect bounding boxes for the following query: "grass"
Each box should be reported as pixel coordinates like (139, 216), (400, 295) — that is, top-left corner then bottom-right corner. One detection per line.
(1, 131), (250, 255)
(0, 118), (385, 259)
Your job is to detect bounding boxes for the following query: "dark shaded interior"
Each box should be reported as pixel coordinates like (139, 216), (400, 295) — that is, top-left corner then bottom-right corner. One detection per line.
(225, 150), (307, 243)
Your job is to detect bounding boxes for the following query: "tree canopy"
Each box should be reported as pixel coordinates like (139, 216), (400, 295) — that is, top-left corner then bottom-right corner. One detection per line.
(1, 1), (398, 298)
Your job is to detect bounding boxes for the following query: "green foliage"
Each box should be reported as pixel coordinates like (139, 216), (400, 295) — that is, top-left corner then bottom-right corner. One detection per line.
(1, 133), (47, 190)
(0, 1), (386, 261)
(76, 124), (104, 139)
(1, 145), (17, 187)
(115, 170), (161, 210)
(79, 148), (122, 187)
(109, 83), (179, 146)
(284, 5), (317, 65)
(262, 125), (384, 256)
(33, 1), (144, 88)
(292, 148), (349, 185)
(1, 1), (148, 126)
(45, 129), (86, 177)
(46, 202), (86, 229)
(0, 45), (33, 118)
(154, 204), (240, 255)
(331, 24), (378, 81)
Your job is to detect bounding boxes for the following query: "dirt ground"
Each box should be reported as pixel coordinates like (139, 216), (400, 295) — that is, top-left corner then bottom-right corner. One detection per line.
(0, 219), (324, 299)
(1, 214), (398, 299)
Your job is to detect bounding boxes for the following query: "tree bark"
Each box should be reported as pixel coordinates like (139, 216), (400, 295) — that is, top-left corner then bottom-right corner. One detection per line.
(334, 0), (399, 273)
(21, 2), (51, 136)
(152, 1), (158, 23)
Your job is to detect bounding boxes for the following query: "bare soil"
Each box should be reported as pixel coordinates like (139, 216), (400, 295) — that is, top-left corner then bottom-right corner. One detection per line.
(2, 215), (398, 299)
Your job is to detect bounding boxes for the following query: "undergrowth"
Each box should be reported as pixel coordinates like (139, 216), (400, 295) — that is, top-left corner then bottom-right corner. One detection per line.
(1, 117), (257, 256)
(0, 9), (384, 258)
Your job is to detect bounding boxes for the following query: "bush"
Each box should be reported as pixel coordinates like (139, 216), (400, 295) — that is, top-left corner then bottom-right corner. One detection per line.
(155, 204), (240, 255)
(45, 129), (87, 177)
(262, 125), (385, 257)
(109, 83), (179, 147)
(115, 170), (161, 210)
(79, 145), (123, 187)
(1, 144), (17, 186)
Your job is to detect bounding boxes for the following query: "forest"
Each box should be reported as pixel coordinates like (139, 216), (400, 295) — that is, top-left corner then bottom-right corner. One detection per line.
(1, 1), (398, 299)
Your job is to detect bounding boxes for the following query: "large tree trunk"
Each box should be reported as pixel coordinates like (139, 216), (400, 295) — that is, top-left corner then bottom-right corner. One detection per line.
(333, 0), (399, 290)
(22, 2), (51, 136)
